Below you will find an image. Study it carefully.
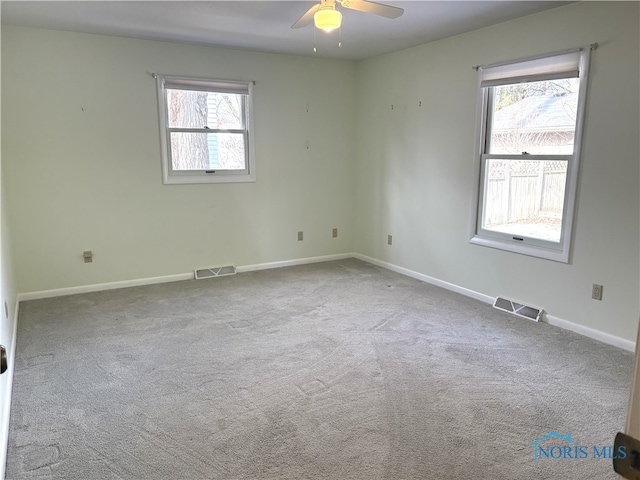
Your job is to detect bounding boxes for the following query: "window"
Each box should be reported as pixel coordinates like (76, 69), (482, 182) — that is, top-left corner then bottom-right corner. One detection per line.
(470, 48), (592, 262)
(155, 75), (255, 184)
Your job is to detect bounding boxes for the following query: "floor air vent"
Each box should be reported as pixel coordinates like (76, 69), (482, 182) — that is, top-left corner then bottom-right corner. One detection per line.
(194, 265), (237, 280)
(493, 296), (543, 322)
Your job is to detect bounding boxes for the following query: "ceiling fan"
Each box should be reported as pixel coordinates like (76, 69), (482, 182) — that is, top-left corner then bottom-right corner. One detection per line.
(292, 0), (404, 33)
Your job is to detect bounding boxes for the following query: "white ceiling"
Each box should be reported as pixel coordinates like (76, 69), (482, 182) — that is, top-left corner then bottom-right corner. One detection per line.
(1, 1), (571, 61)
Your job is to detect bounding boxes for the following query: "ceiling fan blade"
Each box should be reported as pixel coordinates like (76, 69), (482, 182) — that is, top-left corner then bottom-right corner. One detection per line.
(292, 4), (321, 29)
(338, 0), (403, 19)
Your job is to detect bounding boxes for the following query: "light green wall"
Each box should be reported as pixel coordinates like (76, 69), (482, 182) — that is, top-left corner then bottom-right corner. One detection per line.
(2, 2), (639, 343)
(2, 26), (356, 292)
(354, 1), (639, 341)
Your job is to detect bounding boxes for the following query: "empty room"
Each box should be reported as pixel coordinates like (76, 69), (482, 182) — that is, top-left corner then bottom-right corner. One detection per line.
(0, 1), (639, 479)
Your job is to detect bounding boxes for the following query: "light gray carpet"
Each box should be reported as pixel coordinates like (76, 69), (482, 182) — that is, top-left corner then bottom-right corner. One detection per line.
(6, 259), (633, 479)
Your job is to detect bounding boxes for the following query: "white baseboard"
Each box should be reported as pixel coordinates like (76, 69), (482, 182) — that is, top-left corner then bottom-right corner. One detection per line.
(0, 300), (19, 480)
(17, 273), (194, 302)
(353, 253), (636, 352)
(17, 253), (356, 302)
(353, 253), (494, 305)
(15, 253), (636, 353)
(237, 253), (354, 273)
(544, 314), (636, 352)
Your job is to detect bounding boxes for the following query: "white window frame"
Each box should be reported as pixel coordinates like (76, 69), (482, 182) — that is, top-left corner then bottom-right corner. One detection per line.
(470, 48), (592, 263)
(155, 75), (256, 184)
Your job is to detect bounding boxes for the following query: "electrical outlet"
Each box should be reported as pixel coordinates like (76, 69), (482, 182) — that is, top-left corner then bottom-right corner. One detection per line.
(332, 228), (338, 238)
(83, 250), (93, 263)
(387, 234), (393, 246)
(297, 231), (303, 241)
(592, 284), (603, 301)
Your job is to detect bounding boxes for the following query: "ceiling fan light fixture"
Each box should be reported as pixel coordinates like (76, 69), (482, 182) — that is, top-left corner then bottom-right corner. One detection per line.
(314, 7), (342, 33)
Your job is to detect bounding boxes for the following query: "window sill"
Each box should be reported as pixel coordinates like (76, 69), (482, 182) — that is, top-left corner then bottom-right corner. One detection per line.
(162, 172), (256, 185)
(469, 235), (569, 263)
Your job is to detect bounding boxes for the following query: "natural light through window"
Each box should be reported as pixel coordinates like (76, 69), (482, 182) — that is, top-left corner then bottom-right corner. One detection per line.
(155, 76), (255, 184)
(482, 78), (578, 244)
(471, 49), (592, 262)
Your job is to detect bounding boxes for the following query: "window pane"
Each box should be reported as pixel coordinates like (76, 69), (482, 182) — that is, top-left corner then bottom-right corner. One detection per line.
(488, 78), (580, 155)
(166, 89), (244, 129)
(170, 132), (246, 171)
(482, 159), (567, 243)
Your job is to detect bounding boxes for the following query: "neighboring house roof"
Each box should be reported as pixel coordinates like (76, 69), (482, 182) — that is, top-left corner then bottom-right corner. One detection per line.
(493, 92), (578, 133)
